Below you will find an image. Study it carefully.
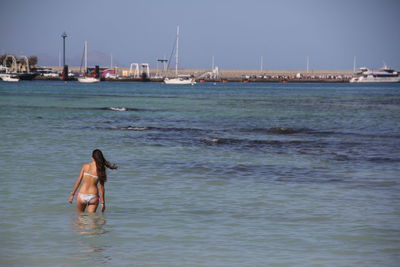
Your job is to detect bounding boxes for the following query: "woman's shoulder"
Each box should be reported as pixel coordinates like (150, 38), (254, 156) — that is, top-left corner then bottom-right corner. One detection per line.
(82, 162), (91, 170)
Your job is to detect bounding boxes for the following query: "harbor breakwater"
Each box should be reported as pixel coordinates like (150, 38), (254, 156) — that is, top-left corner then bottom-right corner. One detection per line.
(34, 67), (354, 82)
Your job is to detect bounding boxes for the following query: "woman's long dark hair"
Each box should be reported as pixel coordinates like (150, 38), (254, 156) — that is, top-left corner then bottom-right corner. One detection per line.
(92, 149), (117, 184)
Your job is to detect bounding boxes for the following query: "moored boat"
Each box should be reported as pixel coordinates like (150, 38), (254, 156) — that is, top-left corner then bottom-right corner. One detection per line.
(164, 75), (196, 85)
(77, 76), (100, 83)
(350, 66), (400, 83)
(78, 41), (100, 83)
(163, 26), (196, 85)
(1, 74), (20, 82)
(0, 62), (38, 80)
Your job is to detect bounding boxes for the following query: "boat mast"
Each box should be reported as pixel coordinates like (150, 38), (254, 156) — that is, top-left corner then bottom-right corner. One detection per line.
(175, 26), (179, 76)
(111, 53), (113, 69)
(84, 41), (88, 74)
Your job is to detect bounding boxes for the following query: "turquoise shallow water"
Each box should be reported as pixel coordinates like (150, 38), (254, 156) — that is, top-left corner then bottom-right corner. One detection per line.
(1, 81), (400, 266)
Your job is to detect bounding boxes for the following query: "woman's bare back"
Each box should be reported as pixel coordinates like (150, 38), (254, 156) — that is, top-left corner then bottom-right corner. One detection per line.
(79, 162), (100, 195)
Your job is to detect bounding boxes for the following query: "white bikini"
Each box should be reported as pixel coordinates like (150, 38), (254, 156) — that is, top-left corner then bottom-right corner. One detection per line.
(83, 172), (98, 179)
(78, 172), (100, 204)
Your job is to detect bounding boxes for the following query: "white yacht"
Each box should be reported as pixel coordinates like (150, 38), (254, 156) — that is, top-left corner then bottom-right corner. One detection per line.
(164, 75), (196, 85)
(78, 41), (100, 83)
(77, 76), (100, 83)
(163, 26), (196, 85)
(1, 74), (20, 82)
(350, 66), (400, 83)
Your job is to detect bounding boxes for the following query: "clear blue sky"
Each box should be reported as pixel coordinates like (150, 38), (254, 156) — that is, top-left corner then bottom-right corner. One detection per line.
(1, 0), (399, 70)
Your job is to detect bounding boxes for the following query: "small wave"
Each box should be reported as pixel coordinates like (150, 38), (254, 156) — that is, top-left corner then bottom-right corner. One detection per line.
(333, 154), (352, 161)
(110, 126), (150, 131)
(202, 137), (307, 146)
(268, 127), (311, 134)
(241, 127), (400, 139)
(241, 127), (315, 135)
(4, 105), (148, 112)
(108, 107), (128, 111)
(101, 107), (142, 111)
(109, 125), (205, 133)
(202, 138), (240, 145)
(366, 157), (400, 163)
(155, 127), (205, 133)
(328, 178), (344, 183)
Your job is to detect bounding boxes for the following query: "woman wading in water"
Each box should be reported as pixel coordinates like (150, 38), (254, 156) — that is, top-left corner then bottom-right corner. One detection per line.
(69, 149), (117, 212)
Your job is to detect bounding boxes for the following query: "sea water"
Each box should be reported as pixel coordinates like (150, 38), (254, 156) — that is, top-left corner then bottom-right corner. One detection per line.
(0, 81), (399, 266)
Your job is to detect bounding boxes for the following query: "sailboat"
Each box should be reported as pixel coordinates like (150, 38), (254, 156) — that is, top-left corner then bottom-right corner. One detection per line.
(78, 41), (100, 83)
(164, 26), (196, 85)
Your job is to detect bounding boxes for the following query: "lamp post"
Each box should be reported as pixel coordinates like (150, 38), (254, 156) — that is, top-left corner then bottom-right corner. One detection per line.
(61, 32), (68, 80)
(61, 32), (67, 66)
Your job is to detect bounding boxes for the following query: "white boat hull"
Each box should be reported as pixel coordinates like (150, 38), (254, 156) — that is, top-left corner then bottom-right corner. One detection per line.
(164, 77), (196, 85)
(78, 77), (100, 83)
(350, 76), (400, 83)
(351, 66), (400, 83)
(1, 75), (20, 82)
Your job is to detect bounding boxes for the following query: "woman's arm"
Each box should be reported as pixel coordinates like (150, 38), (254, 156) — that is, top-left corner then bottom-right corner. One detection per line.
(68, 165), (85, 203)
(99, 182), (105, 212)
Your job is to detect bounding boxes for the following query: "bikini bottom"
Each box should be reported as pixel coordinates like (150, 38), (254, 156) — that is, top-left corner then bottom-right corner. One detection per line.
(79, 193), (99, 205)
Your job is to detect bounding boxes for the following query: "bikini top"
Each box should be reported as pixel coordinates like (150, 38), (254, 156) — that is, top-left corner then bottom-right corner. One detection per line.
(84, 172), (98, 179)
